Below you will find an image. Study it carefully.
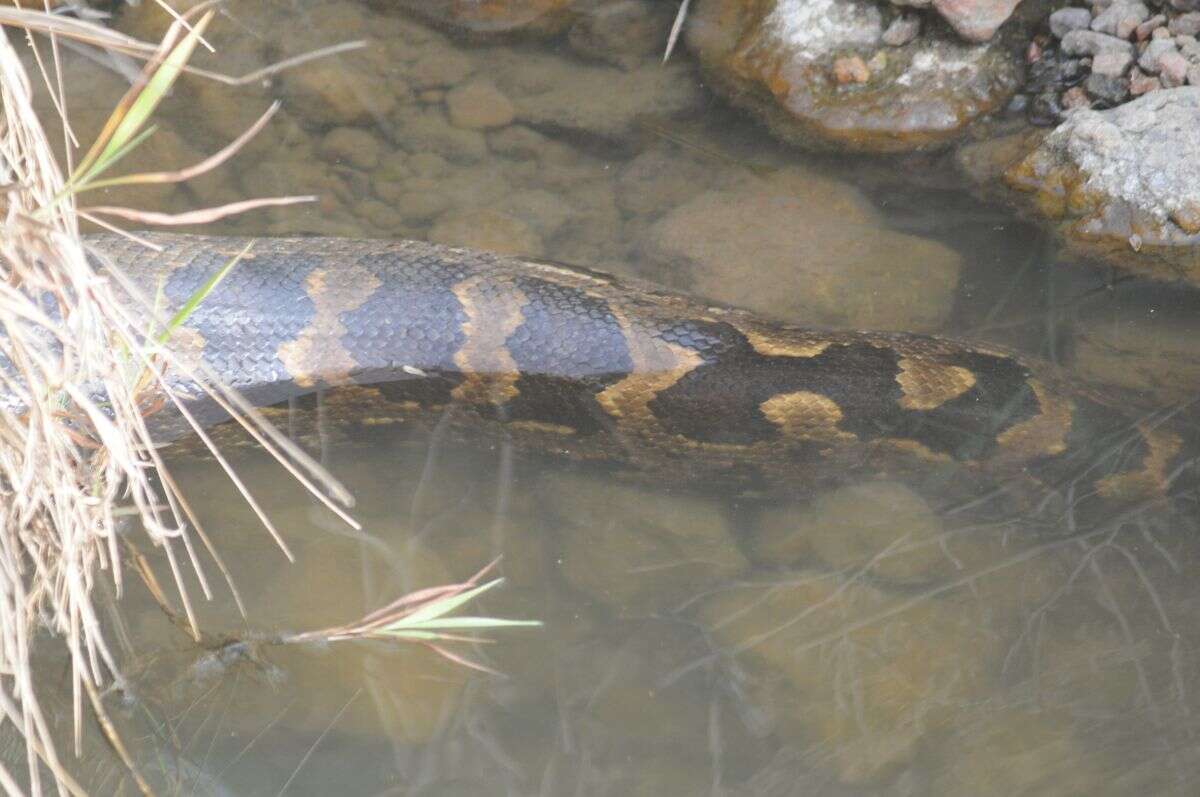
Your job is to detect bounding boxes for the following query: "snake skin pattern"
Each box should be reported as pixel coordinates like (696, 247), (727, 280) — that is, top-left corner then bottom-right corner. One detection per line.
(89, 233), (1186, 506)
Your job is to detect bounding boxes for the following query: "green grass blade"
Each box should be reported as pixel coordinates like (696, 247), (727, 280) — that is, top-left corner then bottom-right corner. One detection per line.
(398, 577), (506, 625)
(69, 125), (159, 192)
(157, 240), (254, 344)
(386, 617), (543, 631)
(90, 12), (212, 182)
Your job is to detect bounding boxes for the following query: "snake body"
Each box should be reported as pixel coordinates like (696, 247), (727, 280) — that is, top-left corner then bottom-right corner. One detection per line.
(93, 233), (1185, 506)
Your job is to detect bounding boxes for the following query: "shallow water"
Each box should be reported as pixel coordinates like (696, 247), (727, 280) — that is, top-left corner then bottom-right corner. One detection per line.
(18, 0), (1200, 794)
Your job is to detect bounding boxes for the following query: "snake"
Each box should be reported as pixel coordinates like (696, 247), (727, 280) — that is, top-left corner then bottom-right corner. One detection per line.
(89, 232), (1188, 511)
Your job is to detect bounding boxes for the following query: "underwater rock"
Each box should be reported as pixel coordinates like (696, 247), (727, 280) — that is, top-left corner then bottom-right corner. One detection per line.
(429, 207), (545, 256)
(751, 482), (950, 585)
(486, 47), (705, 140)
(567, 0), (674, 69)
(695, 570), (998, 783)
(642, 167), (961, 330)
(1071, 284), (1200, 405)
(445, 79), (517, 129)
(544, 471), (747, 615)
(930, 707), (1110, 795)
(391, 0), (577, 38)
(685, 0), (1022, 152)
(1004, 87), (1200, 285)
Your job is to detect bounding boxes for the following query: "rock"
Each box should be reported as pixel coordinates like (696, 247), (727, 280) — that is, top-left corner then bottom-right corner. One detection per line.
(567, 0), (671, 69)
(1171, 12), (1200, 36)
(487, 124), (549, 160)
(1086, 71), (1131, 102)
(1060, 29), (1136, 57)
(695, 571), (997, 784)
(488, 48), (703, 140)
(389, 108), (488, 162)
(429, 207), (544, 255)
(505, 188), (572, 236)
(394, 0), (576, 38)
(642, 167), (962, 330)
(1129, 67), (1163, 93)
(406, 47), (474, 89)
(686, 0), (1021, 153)
(1091, 47), (1133, 75)
(833, 55), (871, 83)
(1049, 6), (1093, 38)
(445, 79), (516, 129)
(281, 59), (398, 126)
(931, 708), (1110, 795)
(614, 144), (721, 217)
(750, 482), (951, 584)
(1004, 88), (1200, 284)
(1139, 37), (1179, 72)
(882, 13), (921, 46)
(1089, 1), (1149, 36)
(543, 472), (747, 615)
(1072, 285), (1200, 404)
(1152, 24), (1173, 38)
(932, 0), (1023, 42)
(1061, 84), (1092, 107)
(1160, 50), (1191, 85)
(1192, 63), (1200, 84)
(1135, 14), (1166, 40)
(318, 127), (383, 169)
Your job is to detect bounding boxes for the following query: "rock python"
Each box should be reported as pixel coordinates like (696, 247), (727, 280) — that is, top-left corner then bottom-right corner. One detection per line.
(93, 233), (1186, 509)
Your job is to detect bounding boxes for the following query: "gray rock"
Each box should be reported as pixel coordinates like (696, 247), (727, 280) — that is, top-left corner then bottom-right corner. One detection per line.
(1179, 35), (1200, 61)
(1139, 37), (1180, 72)
(1091, 47), (1134, 75)
(1086, 71), (1131, 101)
(1090, 1), (1149, 35)
(1049, 7), (1093, 38)
(1005, 87), (1200, 283)
(1190, 63), (1200, 84)
(1169, 0), (1200, 10)
(1160, 50), (1191, 85)
(882, 13), (922, 46)
(1060, 29), (1135, 56)
(1170, 12), (1200, 36)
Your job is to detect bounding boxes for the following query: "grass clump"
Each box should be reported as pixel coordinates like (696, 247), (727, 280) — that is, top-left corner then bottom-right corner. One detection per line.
(0, 5), (538, 792)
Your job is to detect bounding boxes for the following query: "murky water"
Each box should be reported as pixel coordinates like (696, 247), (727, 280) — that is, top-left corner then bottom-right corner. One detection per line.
(15, 0), (1200, 794)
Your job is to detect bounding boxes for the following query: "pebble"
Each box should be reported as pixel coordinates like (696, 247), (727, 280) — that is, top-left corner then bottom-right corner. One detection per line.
(1152, 24), (1174, 37)
(1090, 1), (1149, 36)
(832, 55), (870, 84)
(318, 127), (382, 170)
(1062, 84), (1092, 108)
(1129, 67), (1163, 92)
(1136, 14), (1167, 39)
(1139, 37), (1179, 72)
(882, 14), (921, 46)
(1091, 47), (1134, 74)
(1050, 7), (1093, 38)
(1170, 11), (1200, 35)
(1160, 49), (1191, 83)
(1191, 63), (1200, 83)
(429, 208), (545, 257)
(444, 80), (516, 130)
(1060, 29), (1136, 57)
(1086, 71), (1131, 101)
(407, 47), (474, 89)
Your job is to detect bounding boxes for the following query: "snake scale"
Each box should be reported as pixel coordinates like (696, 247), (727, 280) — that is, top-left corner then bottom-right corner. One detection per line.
(92, 233), (1187, 509)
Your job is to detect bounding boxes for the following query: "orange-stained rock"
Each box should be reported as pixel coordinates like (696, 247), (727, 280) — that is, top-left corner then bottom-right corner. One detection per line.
(685, 0), (1022, 153)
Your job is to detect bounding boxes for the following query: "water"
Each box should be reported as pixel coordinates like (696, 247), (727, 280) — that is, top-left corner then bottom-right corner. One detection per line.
(17, 1), (1200, 793)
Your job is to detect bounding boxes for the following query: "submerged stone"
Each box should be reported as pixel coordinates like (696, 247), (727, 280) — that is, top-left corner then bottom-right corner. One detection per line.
(685, 0), (1022, 152)
(545, 472), (747, 615)
(751, 482), (950, 584)
(695, 571), (998, 783)
(641, 167), (962, 330)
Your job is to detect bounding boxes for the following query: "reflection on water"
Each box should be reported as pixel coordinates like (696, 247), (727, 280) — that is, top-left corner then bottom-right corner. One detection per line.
(16, 0), (1200, 793)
